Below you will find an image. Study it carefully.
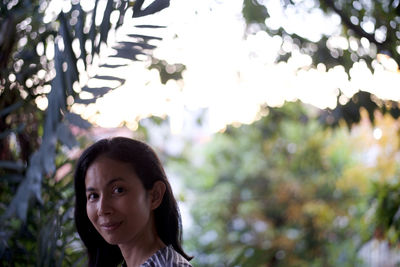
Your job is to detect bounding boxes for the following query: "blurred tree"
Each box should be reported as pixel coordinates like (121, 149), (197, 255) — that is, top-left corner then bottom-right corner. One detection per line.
(241, 0), (400, 126)
(356, 110), (400, 246)
(0, 0), (169, 264)
(241, 0), (400, 248)
(149, 58), (186, 84)
(169, 102), (373, 266)
(243, 0), (399, 73)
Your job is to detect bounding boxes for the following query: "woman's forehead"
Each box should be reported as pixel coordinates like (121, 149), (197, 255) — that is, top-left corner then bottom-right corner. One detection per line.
(85, 157), (138, 187)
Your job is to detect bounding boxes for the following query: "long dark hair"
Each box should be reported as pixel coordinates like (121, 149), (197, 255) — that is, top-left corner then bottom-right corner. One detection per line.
(74, 137), (192, 267)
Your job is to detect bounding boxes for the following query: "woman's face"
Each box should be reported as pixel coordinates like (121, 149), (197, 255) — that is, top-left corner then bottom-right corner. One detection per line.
(85, 156), (154, 246)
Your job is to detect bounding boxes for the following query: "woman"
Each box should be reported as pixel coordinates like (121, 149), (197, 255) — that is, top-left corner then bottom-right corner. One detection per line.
(74, 137), (193, 267)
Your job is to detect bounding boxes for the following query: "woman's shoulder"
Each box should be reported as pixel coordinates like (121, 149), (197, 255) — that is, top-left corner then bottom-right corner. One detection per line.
(141, 245), (193, 267)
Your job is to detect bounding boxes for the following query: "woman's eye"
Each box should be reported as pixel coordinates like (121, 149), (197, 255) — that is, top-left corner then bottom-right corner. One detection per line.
(113, 187), (124, 194)
(87, 193), (98, 201)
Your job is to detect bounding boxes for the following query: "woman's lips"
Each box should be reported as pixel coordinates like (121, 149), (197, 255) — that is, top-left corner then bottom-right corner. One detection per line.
(100, 222), (122, 231)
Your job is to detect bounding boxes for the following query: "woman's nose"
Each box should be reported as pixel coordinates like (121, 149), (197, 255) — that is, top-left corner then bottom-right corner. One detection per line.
(97, 195), (113, 216)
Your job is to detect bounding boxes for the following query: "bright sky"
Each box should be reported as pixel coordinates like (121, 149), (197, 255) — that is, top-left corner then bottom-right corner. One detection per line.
(68, 0), (400, 134)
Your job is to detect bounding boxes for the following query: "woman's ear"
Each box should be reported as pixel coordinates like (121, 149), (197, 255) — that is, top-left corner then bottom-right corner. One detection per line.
(150, 181), (166, 210)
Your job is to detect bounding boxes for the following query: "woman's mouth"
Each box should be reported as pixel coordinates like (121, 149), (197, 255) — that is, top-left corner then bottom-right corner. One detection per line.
(100, 222), (122, 231)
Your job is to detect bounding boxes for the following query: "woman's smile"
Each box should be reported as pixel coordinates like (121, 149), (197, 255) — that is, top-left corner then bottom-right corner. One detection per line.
(85, 156), (154, 246)
(99, 221), (122, 231)
(75, 137), (192, 266)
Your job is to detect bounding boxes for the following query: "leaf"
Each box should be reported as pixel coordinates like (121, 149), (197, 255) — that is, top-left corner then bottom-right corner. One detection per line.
(0, 16), (16, 70)
(65, 112), (91, 129)
(59, 12), (79, 95)
(38, 215), (58, 266)
(116, 0), (128, 29)
(61, 207), (74, 224)
(73, 97), (97, 104)
(110, 40), (156, 62)
(0, 123), (25, 139)
(0, 174), (24, 183)
(132, 0), (170, 18)
(132, 0), (145, 15)
(74, 3), (87, 69)
(4, 151), (42, 221)
(0, 101), (24, 118)
(2, 41), (69, 223)
(98, 0), (114, 46)
(8, 182), (30, 221)
(56, 122), (78, 149)
(40, 135), (57, 175)
(134, 24), (167, 28)
(39, 43), (67, 176)
(242, 0), (269, 24)
(81, 86), (112, 98)
(0, 229), (11, 258)
(99, 63), (128, 68)
(47, 43), (66, 126)
(0, 160), (25, 171)
(115, 41), (156, 50)
(126, 33), (162, 41)
(110, 45), (146, 61)
(89, 0), (100, 59)
(92, 75), (125, 84)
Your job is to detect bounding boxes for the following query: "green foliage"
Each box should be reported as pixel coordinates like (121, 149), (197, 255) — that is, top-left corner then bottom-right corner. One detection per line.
(372, 180), (400, 243)
(320, 91), (400, 127)
(242, 0), (400, 126)
(170, 102), (371, 266)
(0, 0), (170, 265)
(149, 58), (186, 84)
(0, 155), (85, 266)
(242, 0), (400, 71)
(242, 0), (269, 25)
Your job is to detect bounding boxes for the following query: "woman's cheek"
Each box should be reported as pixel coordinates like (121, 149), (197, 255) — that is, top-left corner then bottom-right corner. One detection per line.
(86, 203), (97, 223)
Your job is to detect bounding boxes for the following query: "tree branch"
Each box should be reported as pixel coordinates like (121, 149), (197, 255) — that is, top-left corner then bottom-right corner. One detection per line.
(322, 0), (400, 66)
(322, 0), (382, 48)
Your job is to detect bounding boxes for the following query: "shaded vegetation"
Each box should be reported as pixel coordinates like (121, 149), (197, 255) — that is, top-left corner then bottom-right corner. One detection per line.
(0, 0), (169, 264)
(242, 0), (400, 127)
(169, 102), (400, 266)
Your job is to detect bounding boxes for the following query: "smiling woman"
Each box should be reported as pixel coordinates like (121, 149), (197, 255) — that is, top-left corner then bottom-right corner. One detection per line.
(74, 137), (192, 267)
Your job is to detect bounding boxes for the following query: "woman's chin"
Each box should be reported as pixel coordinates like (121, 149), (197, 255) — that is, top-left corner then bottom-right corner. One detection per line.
(103, 236), (121, 245)
(100, 232), (123, 245)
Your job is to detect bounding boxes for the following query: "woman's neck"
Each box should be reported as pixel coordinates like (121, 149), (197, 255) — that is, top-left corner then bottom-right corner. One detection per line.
(118, 224), (166, 267)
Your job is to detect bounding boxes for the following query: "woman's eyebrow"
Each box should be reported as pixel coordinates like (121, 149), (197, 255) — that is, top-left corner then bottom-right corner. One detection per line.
(106, 177), (125, 186)
(85, 177), (126, 192)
